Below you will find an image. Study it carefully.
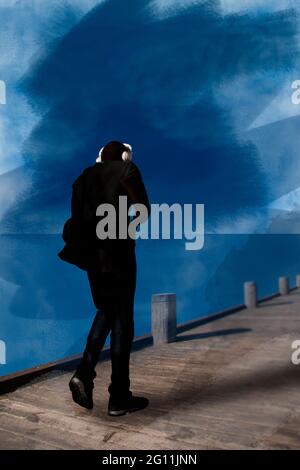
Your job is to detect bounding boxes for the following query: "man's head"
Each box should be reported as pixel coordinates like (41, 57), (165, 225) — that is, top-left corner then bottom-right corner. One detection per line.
(96, 141), (133, 163)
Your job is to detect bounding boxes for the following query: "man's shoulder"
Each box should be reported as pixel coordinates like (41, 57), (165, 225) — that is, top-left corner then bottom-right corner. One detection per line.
(72, 165), (95, 188)
(72, 161), (141, 188)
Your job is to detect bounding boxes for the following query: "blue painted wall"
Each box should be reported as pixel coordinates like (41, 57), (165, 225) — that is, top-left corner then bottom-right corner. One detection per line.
(1, 0), (300, 376)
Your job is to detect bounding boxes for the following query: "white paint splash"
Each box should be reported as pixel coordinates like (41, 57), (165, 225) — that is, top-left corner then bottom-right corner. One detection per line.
(269, 186), (300, 212)
(0, 80), (5, 104)
(0, 340), (6, 365)
(248, 78), (300, 130)
(220, 0), (295, 15)
(148, 0), (294, 19)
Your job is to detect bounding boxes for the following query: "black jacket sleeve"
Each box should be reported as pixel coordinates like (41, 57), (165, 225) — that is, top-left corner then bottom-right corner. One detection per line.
(62, 175), (85, 243)
(58, 174), (91, 271)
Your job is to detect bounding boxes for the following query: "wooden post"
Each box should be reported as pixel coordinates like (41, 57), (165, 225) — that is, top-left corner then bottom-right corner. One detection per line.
(279, 276), (289, 295)
(152, 294), (177, 345)
(244, 281), (257, 308)
(296, 275), (300, 288)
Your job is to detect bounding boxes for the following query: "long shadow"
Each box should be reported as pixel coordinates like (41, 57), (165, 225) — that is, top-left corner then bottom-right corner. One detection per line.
(93, 334), (299, 424)
(163, 362), (300, 409)
(176, 327), (251, 342)
(120, 358), (300, 426)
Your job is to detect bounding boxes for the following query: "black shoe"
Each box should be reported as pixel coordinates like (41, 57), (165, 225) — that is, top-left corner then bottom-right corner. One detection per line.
(69, 374), (94, 410)
(108, 392), (149, 417)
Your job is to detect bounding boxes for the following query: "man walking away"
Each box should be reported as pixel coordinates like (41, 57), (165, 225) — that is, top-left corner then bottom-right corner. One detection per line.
(58, 140), (151, 416)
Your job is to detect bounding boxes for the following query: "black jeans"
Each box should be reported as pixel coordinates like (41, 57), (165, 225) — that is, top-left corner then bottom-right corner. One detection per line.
(76, 255), (137, 399)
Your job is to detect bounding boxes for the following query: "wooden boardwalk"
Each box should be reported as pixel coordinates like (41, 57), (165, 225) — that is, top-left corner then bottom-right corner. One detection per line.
(1, 289), (300, 450)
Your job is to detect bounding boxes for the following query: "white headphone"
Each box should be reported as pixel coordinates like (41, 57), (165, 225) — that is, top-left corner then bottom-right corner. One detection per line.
(96, 143), (133, 163)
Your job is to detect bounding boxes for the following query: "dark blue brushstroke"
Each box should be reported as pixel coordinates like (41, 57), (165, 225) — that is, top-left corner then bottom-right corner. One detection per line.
(2, 1), (299, 231)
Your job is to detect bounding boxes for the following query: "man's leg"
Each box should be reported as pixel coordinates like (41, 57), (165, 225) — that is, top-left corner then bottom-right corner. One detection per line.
(70, 307), (112, 409)
(108, 302), (134, 399)
(70, 270), (113, 409)
(108, 261), (136, 400)
(75, 269), (116, 382)
(76, 306), (112, 382)
(107, 262), (149, 416)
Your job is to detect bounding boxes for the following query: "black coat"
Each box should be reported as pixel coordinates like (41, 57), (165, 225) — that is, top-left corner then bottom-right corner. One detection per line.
(58, 161), (150, 272)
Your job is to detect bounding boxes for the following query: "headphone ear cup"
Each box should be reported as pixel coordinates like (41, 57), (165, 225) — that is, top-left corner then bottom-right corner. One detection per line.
(122, 143), (133, 161)
(122, 151), (131, 161)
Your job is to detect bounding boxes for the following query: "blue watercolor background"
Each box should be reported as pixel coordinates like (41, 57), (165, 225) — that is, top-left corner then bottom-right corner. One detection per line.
(1, 0), (300, 376)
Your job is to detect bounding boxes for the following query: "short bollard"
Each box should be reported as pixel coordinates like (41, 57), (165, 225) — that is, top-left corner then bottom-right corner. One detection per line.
(296, 275), (300, 288)
(279, 276), (289, 295)
(244, 281), (257, 309)
(151, 294), (177, 345)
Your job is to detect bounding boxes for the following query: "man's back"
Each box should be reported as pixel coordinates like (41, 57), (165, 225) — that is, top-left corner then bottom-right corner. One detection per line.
(59, 160), (150, 273)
